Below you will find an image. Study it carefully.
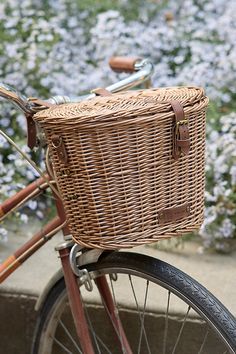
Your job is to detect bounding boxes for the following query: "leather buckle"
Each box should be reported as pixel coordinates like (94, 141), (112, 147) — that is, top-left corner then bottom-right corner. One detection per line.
(170, 101), (190, 160)
(51, 134), (68, 165)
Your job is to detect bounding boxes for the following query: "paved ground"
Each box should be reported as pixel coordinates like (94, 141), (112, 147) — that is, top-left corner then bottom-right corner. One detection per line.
(0, 225), (236, 353)
(1, 229), (236, 315)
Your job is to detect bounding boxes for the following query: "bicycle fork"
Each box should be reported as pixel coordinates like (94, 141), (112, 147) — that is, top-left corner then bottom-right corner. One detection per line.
(56, 241), (133, 354)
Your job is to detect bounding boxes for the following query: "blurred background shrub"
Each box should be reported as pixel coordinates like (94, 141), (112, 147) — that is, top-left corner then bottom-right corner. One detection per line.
(0, 0), (235, 251)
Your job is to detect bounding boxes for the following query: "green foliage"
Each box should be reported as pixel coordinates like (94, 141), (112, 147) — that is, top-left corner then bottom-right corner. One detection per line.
(74, 0), (165, 22)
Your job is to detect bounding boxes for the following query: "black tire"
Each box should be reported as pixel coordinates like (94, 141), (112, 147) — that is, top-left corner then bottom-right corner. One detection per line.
(32, 252), (236, 354)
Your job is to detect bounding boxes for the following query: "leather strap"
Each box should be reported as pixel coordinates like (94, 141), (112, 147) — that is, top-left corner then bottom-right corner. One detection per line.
(25, 113), (37, 149)
(170, 100), (190, 160)
(26, 98), (54, 149)
(0, 84), (53, 149)
(92, 88), (112, 96)
(28, 97), (54, 110)
(51, 134), (68, 165)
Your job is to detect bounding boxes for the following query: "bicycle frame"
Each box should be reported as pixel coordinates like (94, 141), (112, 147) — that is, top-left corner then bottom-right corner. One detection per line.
(0, 174), (133, 353)
(0, 56), (154, 284)
(0, 175), (65, 283)
(0, 57), (154, 353)
(0, 142), (135, 353)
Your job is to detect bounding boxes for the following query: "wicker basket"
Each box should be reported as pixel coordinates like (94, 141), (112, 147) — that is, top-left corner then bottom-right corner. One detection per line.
(34, 87), (209, 249)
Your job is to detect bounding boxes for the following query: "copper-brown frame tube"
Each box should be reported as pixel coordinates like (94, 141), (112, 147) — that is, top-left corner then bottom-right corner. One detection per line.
(0, 175), (50, 220)
(59, 247), (95, 354)
(95, 276), (133, 353)
(0, 173), (132, 352)
(0, 216), (65, 283)
(0, 175), (66, 283)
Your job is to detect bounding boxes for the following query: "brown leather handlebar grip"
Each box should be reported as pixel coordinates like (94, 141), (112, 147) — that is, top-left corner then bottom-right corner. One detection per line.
(109, 56), (142, 73)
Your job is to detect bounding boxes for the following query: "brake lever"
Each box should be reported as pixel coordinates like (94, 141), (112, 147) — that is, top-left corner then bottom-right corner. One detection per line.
(0, 82), (35, 115)
(0, 83), (54, 149)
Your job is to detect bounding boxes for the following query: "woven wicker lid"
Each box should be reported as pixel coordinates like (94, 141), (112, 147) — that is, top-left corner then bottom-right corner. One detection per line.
(34, 86), (207, 125)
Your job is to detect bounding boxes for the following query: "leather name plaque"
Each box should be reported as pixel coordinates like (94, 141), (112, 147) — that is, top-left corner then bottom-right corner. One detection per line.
(158, 204), (190, 224)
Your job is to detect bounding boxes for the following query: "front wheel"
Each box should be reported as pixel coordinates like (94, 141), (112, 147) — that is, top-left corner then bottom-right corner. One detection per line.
(32, 252), (236, 353)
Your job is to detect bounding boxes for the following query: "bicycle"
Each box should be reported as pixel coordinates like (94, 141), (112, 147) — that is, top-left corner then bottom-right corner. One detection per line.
(0, 57), (236, 354)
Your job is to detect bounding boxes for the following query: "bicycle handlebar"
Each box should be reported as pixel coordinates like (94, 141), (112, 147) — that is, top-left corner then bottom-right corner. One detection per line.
(0, 57), (154, 111)
(0, 57), (154, 148)
(0, 83), (34, 114)
(48, 58), (153, 105)
(109, 56), (142, 73)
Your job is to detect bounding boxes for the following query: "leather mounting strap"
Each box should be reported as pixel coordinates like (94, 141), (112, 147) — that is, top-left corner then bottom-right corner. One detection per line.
(92, 88), (112, 96)
(170, 100), (190, 160)
(25, 112), (37, 149)
(26, 98), (54, 149)
(51, 134), (68, 165)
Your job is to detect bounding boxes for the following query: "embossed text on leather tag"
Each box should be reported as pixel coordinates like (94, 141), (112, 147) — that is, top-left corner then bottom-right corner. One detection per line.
(159, 203), (190, 224)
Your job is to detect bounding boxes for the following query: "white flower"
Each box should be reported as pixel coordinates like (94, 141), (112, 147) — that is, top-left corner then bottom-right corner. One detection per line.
(230, 165), (236, 185)
(27, 200), (37, 210)
(1, 0), (236, 250)
(0, 227), (8, 243)
(20, 214), (28, 223)
(219, 218), (235, 238)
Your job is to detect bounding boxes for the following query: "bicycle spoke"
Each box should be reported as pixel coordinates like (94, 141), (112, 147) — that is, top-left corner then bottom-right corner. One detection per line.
(137, 280), (151, 354)
(58, 319), (82, 353)
(171, 305), (191, 354)
(83, 302), (112, 354)
(197, 326), (209, 354)
(163, 290), (171, 354)
(109, 275), (127, 353)
(94, 335), (113, 354)
(83, 304), (101, 354)
(35, 253), (236, 354)
(98, 288), (125, 349)
(53, 336), (75, 354)
(128, 275), (151, 354)
(95, 275), (131, 354)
